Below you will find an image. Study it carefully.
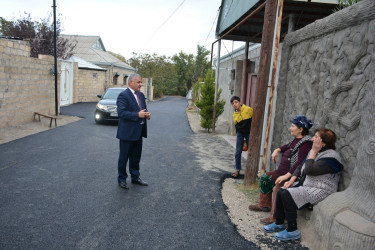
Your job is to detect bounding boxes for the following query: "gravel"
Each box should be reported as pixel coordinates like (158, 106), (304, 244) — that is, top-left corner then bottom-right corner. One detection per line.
(187, 104), (309, 249)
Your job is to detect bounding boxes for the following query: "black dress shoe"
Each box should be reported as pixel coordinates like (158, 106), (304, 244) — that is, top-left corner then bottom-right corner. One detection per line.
(131, 178), (148, 186)
(118, 182), (129, 189)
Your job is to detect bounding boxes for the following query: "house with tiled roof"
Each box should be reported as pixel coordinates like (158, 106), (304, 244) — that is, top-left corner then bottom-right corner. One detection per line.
(58, 35), (152, 104)
(61, 35), (136, 88)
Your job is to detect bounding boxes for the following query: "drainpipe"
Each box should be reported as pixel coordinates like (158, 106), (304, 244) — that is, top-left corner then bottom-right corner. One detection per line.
(108, 63), (114, 90)
(212, 40), (221, 134)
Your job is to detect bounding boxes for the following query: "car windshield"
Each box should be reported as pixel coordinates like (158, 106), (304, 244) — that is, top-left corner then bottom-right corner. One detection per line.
(102, 89), (125, 100)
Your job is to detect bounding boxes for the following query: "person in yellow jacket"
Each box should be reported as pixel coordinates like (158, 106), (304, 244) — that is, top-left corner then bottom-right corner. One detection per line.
(231, 96), (253, 177)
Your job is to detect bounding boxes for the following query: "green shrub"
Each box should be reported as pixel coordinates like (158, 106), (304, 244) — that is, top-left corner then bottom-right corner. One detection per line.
(195, 70), (225, 132)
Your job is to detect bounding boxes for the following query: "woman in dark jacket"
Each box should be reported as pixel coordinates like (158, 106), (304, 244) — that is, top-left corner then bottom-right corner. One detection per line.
(263, 128), (343, 241)
(249, 115), (313, 226)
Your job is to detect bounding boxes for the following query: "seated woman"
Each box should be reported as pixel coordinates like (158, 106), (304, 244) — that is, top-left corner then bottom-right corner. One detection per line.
(249, 115), (313, 225)
(263, 128), (343, 241)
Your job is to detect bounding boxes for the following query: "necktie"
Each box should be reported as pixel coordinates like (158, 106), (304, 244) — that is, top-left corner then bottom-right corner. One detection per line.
(135, 91), (142, 109)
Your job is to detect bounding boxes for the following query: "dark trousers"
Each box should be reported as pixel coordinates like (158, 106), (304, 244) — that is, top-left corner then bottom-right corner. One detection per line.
(235, 132), (250, 170)
(118, 138), (143, 183)
(274, 188), (298, 231)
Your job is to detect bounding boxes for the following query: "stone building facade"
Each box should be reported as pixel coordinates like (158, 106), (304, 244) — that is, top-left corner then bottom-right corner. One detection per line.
(0, 38), (59, 128)
(60, 35), (136, 88)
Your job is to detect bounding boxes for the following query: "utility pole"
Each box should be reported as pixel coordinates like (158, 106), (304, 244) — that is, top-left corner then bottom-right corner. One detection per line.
(244, 0), (279, 185)
(52, 0), (58, 116)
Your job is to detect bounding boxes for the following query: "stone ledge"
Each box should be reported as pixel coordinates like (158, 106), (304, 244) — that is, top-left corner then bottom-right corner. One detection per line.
(335, 209), (375, 237)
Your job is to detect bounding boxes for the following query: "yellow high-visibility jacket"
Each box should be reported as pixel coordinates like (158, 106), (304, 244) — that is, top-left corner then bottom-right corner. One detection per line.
(233, 104), (253, 134)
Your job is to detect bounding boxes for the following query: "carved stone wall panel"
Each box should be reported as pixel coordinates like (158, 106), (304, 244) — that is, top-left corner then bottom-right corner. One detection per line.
(271, 0), (375, 248)
(273, 13), (374, 190)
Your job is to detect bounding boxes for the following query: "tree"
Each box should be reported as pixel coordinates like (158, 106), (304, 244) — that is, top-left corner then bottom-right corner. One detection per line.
(195, 70), (225, 132)
(171, 51), (194, 96)
(171, 45), (211, 96)
(192, 44), (210, 85)
(335, 0), (361, 11)
(108, 51), (126, 62)
(127, 44), (212, 98)
(0, 13), (76, 59)
(127, 53), (177, 98)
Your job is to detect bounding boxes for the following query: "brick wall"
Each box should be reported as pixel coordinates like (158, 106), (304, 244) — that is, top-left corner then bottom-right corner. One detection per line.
(0, 38), (59, 128)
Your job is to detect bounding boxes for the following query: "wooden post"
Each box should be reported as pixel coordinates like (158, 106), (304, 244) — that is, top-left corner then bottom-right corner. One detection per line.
(261, 0), (284, 175)
(244, 0), (279, 186)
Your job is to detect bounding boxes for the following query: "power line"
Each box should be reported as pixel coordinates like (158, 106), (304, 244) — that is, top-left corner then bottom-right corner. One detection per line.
(146, 0), (187, 43)
(203, 7), (220, 47)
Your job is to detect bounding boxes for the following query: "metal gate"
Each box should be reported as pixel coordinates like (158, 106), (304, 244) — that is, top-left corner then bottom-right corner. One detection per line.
(59, 60), (74, 106)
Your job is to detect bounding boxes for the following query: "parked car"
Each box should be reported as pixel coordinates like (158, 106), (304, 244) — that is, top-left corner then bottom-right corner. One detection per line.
(94, 87), (126, 123)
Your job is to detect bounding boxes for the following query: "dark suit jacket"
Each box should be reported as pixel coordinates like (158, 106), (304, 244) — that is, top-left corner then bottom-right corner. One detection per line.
(116, 88), (147, 141)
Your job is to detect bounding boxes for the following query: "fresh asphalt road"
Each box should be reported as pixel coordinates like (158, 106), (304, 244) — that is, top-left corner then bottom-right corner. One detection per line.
(0, 97), (258, 249)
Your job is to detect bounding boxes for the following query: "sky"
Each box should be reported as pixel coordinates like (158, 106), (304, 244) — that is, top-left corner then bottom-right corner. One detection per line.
(0, 0), (238, 60)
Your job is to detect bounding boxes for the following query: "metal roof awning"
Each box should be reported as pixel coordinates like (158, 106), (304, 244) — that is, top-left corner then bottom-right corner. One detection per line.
(215, 0), (338, 43)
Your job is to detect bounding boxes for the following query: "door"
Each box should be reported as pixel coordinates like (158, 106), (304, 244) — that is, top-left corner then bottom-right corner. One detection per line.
(60, 60), (74, 106)
(246, 74), (257, 108)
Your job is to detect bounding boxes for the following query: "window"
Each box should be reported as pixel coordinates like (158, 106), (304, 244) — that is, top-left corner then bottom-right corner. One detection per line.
(113, 75), (118, 85)
(123, 75), (128, 85)
(92, 40), (105, 51)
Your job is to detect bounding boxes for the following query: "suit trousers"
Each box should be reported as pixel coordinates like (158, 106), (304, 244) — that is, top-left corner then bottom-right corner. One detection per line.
(118, 138), (143, 182)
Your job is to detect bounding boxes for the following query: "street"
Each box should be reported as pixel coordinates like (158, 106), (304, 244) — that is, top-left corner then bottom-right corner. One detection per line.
(0, 97), (257, 249)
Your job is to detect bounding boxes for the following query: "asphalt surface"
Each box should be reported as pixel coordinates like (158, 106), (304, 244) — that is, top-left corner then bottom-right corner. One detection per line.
(0, 97), (258, 249)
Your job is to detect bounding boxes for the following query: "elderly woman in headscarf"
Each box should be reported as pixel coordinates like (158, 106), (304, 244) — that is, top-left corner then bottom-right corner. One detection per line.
(248, 115), (313, 226)
(263, 128), (343, 241)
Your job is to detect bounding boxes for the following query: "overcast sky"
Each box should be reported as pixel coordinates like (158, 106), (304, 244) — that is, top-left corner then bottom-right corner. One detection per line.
(1, 0), (238, 59)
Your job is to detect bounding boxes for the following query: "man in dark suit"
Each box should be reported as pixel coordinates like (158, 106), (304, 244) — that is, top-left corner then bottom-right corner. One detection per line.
(116, 73), (151, 189)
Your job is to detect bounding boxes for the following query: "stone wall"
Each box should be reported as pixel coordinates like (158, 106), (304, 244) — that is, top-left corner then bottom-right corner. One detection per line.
(0, 38), (59, 128)
(76, 68), (106, 102)
(141, 78), (154, 102)
(272, 0), (375, 249)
